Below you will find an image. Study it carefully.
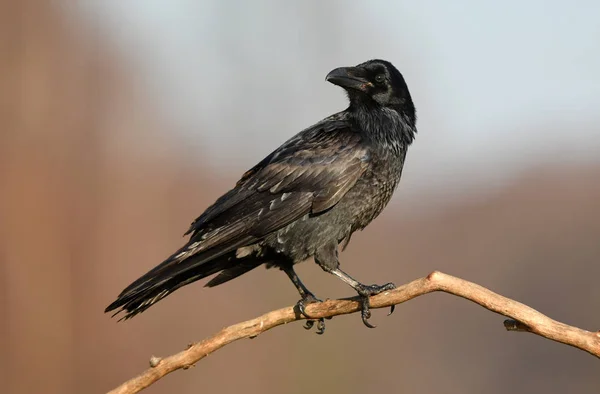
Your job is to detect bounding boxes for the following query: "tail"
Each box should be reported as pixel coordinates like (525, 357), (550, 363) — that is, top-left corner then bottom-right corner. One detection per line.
(105, 249), (262, 320)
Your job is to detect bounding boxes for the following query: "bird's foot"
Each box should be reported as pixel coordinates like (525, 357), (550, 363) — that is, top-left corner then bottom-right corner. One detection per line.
(295, 294), (326, 335)
(296, 293), (322, 318)
(355, 282), (396, 328)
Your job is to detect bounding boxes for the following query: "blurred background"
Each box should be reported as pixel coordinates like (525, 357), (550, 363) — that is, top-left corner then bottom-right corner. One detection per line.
(1, 1), (599, 393)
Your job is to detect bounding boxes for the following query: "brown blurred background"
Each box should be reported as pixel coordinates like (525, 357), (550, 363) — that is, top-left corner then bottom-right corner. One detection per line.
(1, 2), (599, 394)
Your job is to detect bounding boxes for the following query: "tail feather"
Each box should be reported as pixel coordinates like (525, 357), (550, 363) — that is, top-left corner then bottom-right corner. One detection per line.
(105, 249), (262, 320)
(205, 260), (262, 287)
(113, 234), (252, 302)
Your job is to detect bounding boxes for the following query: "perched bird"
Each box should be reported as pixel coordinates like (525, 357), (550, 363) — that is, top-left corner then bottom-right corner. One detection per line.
(105, 59), (417, 333)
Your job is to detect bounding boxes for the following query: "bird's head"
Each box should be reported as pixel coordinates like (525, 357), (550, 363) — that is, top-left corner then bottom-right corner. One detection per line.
(326, 59), (415, 122)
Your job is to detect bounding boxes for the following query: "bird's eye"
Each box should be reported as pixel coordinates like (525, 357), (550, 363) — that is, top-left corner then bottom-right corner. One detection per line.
(375, 74), (385, 84)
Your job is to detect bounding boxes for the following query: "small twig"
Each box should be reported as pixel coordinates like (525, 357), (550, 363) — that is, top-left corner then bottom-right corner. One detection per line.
(148, 356), (162, 368)
(107, 271), (600, 394)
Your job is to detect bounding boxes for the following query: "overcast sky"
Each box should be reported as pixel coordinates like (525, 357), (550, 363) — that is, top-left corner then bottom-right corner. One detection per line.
(72, 1), (600, 198)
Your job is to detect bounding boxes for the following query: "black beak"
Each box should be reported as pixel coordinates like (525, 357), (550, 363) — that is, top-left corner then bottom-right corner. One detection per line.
(326, 67), (372, 92)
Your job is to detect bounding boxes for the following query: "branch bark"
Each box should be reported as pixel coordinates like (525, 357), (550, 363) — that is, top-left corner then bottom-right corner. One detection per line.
(107, 271), (600, 394)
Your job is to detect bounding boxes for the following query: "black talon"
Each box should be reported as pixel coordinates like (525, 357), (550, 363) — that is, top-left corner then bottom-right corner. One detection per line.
(362, 315), (376, 328)
(304, 317), (326, 333)
(359, 296), (376, 328)
(316, 319), (326, 334)
(388, 304), (396, 316)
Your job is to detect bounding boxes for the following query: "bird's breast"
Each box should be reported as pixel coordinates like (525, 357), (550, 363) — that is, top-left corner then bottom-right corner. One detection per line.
(343, 148), (406, 230)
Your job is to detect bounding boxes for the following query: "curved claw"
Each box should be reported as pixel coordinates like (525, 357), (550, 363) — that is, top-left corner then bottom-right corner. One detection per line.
(359, 296), (376, 328)
(316, 319), (326, 335)
(303, 318), (326, 333)
(388, 304), (396, 316)
(361, 313), (377, 328)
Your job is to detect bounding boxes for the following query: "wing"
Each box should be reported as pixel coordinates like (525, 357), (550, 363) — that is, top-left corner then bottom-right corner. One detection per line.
(120, 116), (369, 294)
(187, 117), (369, 237)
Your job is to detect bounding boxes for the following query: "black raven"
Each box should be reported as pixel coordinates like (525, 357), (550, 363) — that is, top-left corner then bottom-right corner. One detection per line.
(105, 59), (417, 332)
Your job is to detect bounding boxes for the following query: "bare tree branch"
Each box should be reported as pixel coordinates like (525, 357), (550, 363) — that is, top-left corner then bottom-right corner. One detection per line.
(107, 271), (600, 394)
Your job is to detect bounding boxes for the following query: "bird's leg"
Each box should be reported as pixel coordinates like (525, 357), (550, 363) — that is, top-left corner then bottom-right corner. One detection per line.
(282, 266), (326, 334)
(329, 267), (396, 328)
(314, 242), (394, 328)
(284, 266), (321, 317)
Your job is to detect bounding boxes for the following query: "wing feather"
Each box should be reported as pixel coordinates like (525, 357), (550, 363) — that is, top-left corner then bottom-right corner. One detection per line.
(162, 116), (368, 281)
